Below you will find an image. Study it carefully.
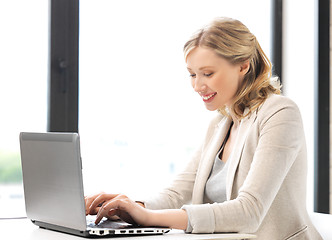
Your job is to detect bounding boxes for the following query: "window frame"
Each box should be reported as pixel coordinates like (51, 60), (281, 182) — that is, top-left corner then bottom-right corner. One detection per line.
(313, 0), (330, 213)
(48, 0), (79, 133)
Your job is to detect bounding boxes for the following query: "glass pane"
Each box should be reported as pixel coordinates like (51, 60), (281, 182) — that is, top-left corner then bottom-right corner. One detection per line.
(0, 0), (48, 218)
(79, 0), (271, 198)
(282, 0), (316, 211)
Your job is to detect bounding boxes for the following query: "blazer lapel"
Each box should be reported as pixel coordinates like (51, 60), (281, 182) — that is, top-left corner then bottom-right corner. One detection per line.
(226, 109), (257, 200)
(192, 117), (233, 204)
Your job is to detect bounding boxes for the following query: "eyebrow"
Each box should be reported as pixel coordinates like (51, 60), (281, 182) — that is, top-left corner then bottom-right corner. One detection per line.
(187, 66), (215, 71)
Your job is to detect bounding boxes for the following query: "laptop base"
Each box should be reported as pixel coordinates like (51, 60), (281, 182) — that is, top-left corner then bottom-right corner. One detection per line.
(32, 219), (170, 238)
(32, 220), (90, 237)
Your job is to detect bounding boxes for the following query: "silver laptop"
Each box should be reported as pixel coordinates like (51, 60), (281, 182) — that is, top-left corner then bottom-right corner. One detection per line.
(19, 132), (170, 237)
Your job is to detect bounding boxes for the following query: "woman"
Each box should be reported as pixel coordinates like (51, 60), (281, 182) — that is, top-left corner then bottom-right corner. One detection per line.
(85, 17), (322, 239)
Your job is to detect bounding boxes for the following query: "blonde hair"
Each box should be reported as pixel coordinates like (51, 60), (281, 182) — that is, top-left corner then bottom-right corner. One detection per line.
(184, 17), (281, 119)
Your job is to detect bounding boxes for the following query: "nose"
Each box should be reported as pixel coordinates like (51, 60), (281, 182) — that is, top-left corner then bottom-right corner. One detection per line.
(192, 76), (206, 93)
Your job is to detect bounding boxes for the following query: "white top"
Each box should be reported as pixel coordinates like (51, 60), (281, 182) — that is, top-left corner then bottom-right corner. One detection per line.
(204, 149), (229, 204)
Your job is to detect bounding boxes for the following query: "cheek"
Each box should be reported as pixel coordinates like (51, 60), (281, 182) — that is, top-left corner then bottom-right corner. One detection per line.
(212, 73), (232, 90)
(190, 78), (195, 89)
(213, 72), (240, 95)
(224, 71), (241, 91)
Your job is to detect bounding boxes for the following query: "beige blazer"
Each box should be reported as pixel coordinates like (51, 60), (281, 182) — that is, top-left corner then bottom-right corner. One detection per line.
(144, 94), (322, 240)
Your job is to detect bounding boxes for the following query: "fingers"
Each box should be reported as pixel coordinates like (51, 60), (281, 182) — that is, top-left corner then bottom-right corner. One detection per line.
(90, 193), (118, 215)
(86, 193), (144, 226)
(85, 193), (102, 215)
(85, 195), (95, 215)
(85, 192), (118, 215)
(106, 213), (121, 221)
(88, 194), (105, 215)
(95, 195), (130, 225)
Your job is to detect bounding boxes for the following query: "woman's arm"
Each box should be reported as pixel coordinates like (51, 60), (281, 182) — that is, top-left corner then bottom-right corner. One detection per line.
(149, 209), (188, 229)
(85, 192), (188, 229)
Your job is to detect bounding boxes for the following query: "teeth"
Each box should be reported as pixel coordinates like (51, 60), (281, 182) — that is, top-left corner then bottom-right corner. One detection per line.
(202, 93), (216, 100)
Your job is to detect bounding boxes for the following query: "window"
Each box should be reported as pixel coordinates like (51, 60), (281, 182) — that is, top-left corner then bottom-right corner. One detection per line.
(0, 0), (48, 218)
(282, 0), (316, 212)
(79, 0), (272, 198)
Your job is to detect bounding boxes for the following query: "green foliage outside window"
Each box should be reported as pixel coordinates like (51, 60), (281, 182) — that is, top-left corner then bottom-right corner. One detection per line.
(0, 151), (22, 183)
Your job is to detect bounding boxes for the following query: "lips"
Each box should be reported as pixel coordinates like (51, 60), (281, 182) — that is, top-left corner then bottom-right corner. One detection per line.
(201, 92), (217, 102)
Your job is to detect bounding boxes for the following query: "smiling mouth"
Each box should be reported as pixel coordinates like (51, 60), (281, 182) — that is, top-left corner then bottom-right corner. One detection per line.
(202, 92), (217, 101)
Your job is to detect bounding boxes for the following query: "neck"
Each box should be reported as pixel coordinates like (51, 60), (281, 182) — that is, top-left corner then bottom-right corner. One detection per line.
(226, 106), (241, 127)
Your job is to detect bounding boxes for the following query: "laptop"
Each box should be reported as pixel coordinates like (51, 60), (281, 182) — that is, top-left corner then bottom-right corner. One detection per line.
(19, 132), (170, 237)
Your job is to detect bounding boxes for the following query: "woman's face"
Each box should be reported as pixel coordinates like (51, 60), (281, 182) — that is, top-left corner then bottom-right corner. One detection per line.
(186, 47), (248, 111)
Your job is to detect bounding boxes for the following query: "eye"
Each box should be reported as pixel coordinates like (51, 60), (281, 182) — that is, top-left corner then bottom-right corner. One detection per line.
(189, 73), (196, 78)
(204, 72), (213, 77)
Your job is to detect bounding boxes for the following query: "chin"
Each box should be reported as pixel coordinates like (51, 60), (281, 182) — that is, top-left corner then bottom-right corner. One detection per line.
(204, 105), (219, 112)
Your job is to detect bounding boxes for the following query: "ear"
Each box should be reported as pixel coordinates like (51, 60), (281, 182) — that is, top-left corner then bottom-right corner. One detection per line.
(239, 60), (250, 76)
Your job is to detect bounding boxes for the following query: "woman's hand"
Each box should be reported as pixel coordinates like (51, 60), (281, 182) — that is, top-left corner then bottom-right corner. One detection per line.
(85, 192), (149, 225)
(85, 192), (105, 216)
(85, 192), (188, 230)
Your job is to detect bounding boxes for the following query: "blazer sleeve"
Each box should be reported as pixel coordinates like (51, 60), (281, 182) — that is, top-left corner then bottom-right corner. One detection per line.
(182, 98), (306, 233)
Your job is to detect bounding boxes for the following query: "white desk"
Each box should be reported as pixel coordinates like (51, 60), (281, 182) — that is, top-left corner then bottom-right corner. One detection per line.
(1, 218), (256, 240)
